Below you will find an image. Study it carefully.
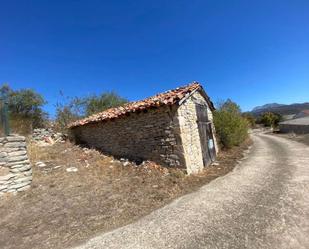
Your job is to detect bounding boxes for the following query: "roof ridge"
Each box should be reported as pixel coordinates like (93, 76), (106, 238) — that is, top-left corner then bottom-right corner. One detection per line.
(68, 82), (202, 128)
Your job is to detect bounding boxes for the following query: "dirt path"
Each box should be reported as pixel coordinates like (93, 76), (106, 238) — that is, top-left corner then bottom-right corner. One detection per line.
(0, 139), (250, 249)
(74, 132), (309, 249)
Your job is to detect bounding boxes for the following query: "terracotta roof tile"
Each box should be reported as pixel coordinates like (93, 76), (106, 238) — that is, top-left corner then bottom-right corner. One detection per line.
(301, 110), (309, 115)
(68, 82), (211, 128)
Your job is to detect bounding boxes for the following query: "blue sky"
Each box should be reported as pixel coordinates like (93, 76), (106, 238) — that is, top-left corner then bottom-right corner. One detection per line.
(1, 0), (308, 116)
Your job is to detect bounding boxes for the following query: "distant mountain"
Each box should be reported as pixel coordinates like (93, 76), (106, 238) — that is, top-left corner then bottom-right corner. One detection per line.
(251, 102), (309, 116)
(252, 103), (286, 112)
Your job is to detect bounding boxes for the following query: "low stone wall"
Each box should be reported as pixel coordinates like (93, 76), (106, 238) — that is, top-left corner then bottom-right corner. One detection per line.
(279, 124), (309, 134)
(0, 135), (32, 196)
(70, 106), (186, 168)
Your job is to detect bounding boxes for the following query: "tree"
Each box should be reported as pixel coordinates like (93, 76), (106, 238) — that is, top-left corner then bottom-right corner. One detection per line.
(55, 91), (128, 132)
(85, 92), (128, 116)
(218, 99), (241, 115)
(55, 95), (86, 131)
(259, 112), (281, 127)
(0, 84), (47, 130)
(214, 99), (249, 149)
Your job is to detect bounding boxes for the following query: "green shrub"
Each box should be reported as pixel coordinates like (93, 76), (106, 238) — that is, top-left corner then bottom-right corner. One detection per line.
(258, 112), (281, 127)
(242, 112), (256, 128)
(214, 99), (249, 149)
(0, 83), (48, 135)
(55, 91), (128, 132)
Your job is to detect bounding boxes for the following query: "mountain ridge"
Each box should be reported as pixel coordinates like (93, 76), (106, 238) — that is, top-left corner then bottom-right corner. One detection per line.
(251, 102), (309, 116)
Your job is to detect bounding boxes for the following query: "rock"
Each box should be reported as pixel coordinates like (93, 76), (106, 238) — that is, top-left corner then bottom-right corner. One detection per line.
(10, 168), (19, 173)
(35, 162), (47, 168)
(8, 181), (30, 189)
(4, 142), (26, 148)
(0, 157), (8, 162)
(10, 164), (24, 169)
(17, 185), (31, 192)
(212, 162), (220, 166)
(8, 150), (27, 157)
(0, 179), (11, 185)
(7, 160), (30, 167)
(32, 128), (66, 144)
(1, 147), (20, 153)
(7, 136), (26, 142)
(123, 162), (130, 166)
(8, 155), (28, 162)
(0, 185), (8, 191)
(10, 164), (31, 173)
(0, 152), (8, 158)
(66, 167), (78, 172)
(6, 189), (17, 193)
(14, 176), (32, 183)
(0, 174), (14, 181)
(23, 170), (32, 176)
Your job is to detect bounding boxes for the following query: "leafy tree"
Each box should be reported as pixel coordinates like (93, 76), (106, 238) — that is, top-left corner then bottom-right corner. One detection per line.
(55, 91), (128, 132)
(214, 99), (249, 149)
(0, 84), (47, 130)
(85, 92), (128, 116)
(259, 112), (281, 127)
(218, 99), (241, 115)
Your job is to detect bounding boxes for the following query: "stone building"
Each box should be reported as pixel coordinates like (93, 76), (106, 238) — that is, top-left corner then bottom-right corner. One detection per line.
(69, 82), (218, 174)
(279, 116), (309, 134)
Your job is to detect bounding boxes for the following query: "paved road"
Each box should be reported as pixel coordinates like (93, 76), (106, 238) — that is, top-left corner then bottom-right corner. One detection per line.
(74, 133), (309, 249)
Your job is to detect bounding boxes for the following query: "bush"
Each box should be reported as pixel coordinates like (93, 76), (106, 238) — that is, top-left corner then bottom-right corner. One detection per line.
(214, 99), (249, 149)
(258, 112), (281, 127)
(55, 91), (128, 132)
(242, 112), (256, 128)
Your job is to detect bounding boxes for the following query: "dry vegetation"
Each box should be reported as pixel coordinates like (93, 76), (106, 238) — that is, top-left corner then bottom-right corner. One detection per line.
(272, 132), (309, 146)
(0, 139), (252, 249)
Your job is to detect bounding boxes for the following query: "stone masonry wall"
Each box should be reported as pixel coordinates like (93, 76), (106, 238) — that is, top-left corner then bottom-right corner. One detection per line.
(279, 124), (309, 134)
(0, 135), (32, 196)
(177, 91), (218, 174)
(70, 105), (186, 168)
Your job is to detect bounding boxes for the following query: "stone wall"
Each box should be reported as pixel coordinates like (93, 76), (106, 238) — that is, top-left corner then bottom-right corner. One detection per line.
(279, 124), (309, 134)
(177, 91), (218, 174)
(0, 135), (32, 195)
(70, 105), (186, 168)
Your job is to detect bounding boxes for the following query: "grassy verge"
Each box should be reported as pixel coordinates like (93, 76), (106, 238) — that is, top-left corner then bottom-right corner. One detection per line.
(0, 138), (252, 249)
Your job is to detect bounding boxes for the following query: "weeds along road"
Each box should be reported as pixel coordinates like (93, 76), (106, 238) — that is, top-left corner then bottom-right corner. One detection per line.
(74, 132), (309, 249)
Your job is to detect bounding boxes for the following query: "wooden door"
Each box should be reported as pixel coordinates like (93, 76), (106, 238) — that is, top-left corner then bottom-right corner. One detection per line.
(195, 104), (216, 167)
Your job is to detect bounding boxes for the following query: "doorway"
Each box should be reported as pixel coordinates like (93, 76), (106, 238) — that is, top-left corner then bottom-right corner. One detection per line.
(195, 103), (216, 167)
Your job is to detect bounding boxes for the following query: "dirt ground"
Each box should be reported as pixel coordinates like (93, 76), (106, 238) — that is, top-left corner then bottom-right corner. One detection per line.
(271, 132), (309, 146)
(0, 139), (252, 249)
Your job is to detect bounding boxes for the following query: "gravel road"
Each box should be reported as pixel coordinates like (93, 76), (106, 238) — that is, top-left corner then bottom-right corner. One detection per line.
(74, 132), (309, 249)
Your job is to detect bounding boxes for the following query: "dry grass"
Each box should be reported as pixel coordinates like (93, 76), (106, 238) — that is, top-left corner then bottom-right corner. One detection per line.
(0, 139), (252, 249)
(272, 132), (309, 146)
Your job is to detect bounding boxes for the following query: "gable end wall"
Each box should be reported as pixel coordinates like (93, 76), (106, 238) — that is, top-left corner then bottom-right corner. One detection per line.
(177, 91), (217, 174)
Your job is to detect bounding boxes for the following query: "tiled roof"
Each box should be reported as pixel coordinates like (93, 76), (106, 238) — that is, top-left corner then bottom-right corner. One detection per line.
(69, 82), (213, 128)
(280, 116), (309, 125)
(301, 110), (309, 115)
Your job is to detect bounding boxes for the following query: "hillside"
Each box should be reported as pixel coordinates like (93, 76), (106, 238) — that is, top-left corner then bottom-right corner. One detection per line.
(251, 102), (309, 116)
